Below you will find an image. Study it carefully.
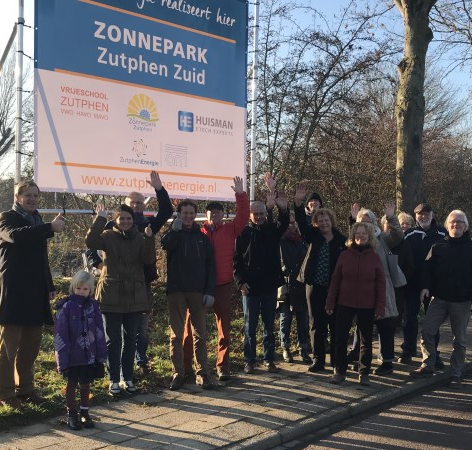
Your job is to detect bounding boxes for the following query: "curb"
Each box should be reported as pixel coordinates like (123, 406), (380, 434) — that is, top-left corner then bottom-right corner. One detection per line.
(225, 361), (472, 450)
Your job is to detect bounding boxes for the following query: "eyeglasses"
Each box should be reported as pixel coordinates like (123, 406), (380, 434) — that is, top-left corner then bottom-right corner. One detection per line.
(449, 220), (465, 225)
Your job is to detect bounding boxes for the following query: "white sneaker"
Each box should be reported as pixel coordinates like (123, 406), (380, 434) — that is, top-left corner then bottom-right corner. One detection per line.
(109, 382), (121, 395)
(120, 380), (136, 393)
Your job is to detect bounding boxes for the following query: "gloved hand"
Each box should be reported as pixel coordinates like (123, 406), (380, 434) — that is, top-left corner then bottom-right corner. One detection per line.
(61, 368), (70, 378)
(172, 213), (182, 231)
(202, 294), (215, 308)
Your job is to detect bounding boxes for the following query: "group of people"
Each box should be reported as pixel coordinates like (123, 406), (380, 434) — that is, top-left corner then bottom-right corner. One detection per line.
(0, 172), (470, 431)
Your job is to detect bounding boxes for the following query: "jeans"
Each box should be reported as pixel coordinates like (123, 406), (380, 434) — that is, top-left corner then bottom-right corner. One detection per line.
(335, 306), (374, 375)
(102, 312), (142, 383)
(307, 284), (335, 364)
(279, 302), (309, 350)
(242, 291), (277, 363)
(420, 298), (470, 377)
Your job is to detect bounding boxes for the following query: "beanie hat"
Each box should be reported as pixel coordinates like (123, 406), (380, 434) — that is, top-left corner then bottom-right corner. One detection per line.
(307, 192), (323, 208)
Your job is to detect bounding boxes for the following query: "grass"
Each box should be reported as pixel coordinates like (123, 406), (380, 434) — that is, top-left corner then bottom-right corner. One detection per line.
(0, 279), (258, 429)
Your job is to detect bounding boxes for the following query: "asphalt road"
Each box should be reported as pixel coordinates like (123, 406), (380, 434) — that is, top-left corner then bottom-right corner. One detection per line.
(300, 375), (472, 450)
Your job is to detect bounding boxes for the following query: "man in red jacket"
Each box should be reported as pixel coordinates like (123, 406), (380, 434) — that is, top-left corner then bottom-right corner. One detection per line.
(183, 176), (249, 381)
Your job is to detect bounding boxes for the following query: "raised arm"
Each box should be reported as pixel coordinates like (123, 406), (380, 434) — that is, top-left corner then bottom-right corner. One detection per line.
(147, 171), (173, 233)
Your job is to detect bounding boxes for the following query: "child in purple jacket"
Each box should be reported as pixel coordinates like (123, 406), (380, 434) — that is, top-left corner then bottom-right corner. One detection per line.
(54, 270), (107, 430)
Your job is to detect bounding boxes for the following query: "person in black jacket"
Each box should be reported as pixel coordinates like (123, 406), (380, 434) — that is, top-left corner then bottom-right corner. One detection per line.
(278, 213), (310, 364)
(0, 180), (65, 409)
(410, 210), (472, 388)
(399, 203), (446, 366)
(234, 195), (289, 374)
(162, 199), (215, 391)
(294, 184), (346, 372)
(86, 171), (173, 375)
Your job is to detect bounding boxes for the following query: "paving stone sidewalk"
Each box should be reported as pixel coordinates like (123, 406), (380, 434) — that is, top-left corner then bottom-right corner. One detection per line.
(1, 322), (470, 450)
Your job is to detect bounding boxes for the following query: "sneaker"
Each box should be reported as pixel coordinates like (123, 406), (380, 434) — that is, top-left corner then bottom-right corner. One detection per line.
(359, 374), (371, 386)
(16, 390), (47, 405)
(79, 409), (94, 428)
(109, 382), (121, 395)
(410, 366), (434, 378)
(169, 374), (184, 391)
(328, 372), (345, 385)
(308, 360), (325, 373)
(434, 356), (445, 370)
(450, 376), (462, 388)
(299, 349), (312, 364)
(196, 374), (213, 390)
(67, 411), (82, 431)
(243, 363), (254, 374)
(120, 380), (136, 393)
(265, 361), (278, 373)
(373, 362), (393, 376)
(0, 397), (23, 410)
(217, 369), (231, 382)
(397, 354), (413, 365)
(283, 349), (294, 363)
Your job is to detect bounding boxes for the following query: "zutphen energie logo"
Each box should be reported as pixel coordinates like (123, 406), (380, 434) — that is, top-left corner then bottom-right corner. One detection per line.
(127, 94), (159, 132)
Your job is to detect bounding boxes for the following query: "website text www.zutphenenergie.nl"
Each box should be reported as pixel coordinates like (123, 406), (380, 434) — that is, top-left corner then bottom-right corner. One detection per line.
(80, 174), (217, 195)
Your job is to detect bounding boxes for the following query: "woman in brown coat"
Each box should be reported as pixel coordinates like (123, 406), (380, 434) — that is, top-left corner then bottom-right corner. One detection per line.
(86, 204), (155, 395)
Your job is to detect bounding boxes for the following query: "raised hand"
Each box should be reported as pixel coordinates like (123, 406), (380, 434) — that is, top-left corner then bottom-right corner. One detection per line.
(294, 183), (307, 207)
(275, 191), (288, 211)
(95, 204), (107, 218)
(144, 223), (153, 237)
(231, 176), (244, 194)
(385, 200), (395, 218)
(264, 172), (277, 193)
(350, 203), (360, 220)
(266, 190), (276, 211)
(51, 213), (65, 232)
(147, 170), (162, 190)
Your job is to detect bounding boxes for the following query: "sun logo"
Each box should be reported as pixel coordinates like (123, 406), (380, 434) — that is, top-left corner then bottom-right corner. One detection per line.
(127, 94), (159, 122)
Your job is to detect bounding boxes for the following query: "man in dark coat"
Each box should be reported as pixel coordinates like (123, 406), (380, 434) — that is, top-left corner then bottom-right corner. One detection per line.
(0, 180), (65, 409)
(233, 194), (289, 374)
(399, 203), (446, 366)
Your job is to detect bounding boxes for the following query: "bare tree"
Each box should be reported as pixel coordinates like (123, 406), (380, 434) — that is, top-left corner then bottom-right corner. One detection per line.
(431, 0), (472, 71)
(393, 0), (437, 213)
(0, 53), (34, 171)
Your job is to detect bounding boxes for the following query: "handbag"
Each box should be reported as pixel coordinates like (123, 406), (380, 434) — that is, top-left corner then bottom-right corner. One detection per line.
(379, 237), (407, 288)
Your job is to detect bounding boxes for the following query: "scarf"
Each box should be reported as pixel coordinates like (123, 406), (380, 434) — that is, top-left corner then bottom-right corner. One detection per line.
(12, 202), (43, 226)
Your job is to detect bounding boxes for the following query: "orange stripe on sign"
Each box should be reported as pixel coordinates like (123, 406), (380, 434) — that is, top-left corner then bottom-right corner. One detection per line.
(53, 161), (233, 180)
(79, 0), (237, 43)
(54, 69), (235, 106)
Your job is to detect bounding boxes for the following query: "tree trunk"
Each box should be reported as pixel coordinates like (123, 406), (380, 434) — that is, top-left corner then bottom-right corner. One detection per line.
(394, 0), (436, 213)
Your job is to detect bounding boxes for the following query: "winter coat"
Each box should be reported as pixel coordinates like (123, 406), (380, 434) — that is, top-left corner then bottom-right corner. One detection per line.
(422, 232), (472, 303)
(54, 294), (108, 373)
(201, 191), (249, 286)
(86, 216), (156, 313)
(233, 208), (290, 295)
(295, 204), (346, 286)
(325, 245), (386, 317)
(85, 187), (173, 282)
(404, 219), (447, 290)
(0, 209), (55, 325)
(162, 223), (216, 295)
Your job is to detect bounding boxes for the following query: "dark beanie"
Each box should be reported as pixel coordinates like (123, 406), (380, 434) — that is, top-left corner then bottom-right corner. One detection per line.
(307, 192), (323, 207)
